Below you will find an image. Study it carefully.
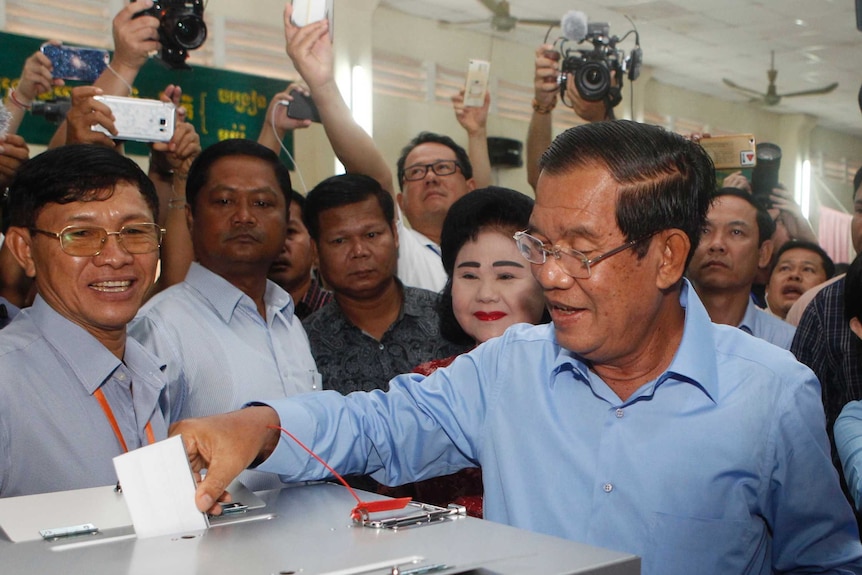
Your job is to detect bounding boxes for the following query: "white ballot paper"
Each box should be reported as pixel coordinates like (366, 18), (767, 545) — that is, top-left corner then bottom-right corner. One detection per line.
(113, 435), (208, 538)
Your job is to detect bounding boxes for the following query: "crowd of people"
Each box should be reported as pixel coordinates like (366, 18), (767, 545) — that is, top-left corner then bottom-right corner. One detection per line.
(3, 2), (862, 574)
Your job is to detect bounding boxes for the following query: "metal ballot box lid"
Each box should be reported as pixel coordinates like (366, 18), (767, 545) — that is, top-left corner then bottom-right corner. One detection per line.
(0, 482), (640, 575)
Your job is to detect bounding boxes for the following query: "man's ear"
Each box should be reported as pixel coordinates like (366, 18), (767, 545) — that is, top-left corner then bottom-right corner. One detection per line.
(391, 220), (399, 251)
(465, 178), (477, 192)
(4, 227), (38, 278)
(851, 317), (862, 342)
(396, 192), (405, 213)
(758, 239), (774, 270)
(655, 229), (691, 290)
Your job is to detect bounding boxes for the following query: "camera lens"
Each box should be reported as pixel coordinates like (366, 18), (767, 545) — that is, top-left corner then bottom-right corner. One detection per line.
(575, 61), (610, 101)
(169, 15), (207, 49)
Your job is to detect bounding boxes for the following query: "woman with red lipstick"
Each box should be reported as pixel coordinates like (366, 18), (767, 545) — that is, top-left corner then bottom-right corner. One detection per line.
(381, 187), (548, 516)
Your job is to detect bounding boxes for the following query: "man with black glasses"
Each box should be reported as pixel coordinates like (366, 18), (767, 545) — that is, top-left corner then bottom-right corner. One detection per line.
(174, 121), (862, 575)
(0, 145), (177, 497)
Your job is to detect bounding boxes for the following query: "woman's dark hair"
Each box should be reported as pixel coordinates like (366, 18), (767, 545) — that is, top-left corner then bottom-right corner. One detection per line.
(438, 187), (549, 344)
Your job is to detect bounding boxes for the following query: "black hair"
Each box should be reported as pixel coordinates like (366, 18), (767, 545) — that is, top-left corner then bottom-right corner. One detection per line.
(438, 187), (550, 345)
(853, 166), (862, 197)
(396, 132), (473, 191)
(185, 139), (292, 215)
(303, 174), (394, 241)
(711, 187), (776, 246)
(290, 189), (306, 215)
(845, 252), (862, 322)
(540, 120), (715, 269)
(772, 239), (835, 281)
(5, 144), (158, 229)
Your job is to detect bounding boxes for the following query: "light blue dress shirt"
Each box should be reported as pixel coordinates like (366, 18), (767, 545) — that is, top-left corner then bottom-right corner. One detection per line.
(131, 263), (319, 489)
(835, 400), (862, 510)
(0, 296), (176, 496)
(739, 298), (796, 349)
(257, 281), (862, 575)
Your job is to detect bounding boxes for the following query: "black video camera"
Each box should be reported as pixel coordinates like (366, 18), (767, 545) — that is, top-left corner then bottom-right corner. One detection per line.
(558, 21), (641, 107)
(134, 0), (207, 70)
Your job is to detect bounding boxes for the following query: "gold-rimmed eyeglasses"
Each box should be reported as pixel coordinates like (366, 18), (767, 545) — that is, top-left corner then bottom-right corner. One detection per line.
(29, 223), (165, 257)
(513, 230), (656, 279)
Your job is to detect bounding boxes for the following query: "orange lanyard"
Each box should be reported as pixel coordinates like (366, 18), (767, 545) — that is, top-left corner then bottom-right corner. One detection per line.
(94, 387), (155, 453)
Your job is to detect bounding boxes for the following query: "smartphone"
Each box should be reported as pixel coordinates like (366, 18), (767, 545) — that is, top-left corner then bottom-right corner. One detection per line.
(291, 0), (334, 27)
(91, 95), (176, 143)
(464, 59), (490, 108)
(40, 44), (109, 83)
(285, 92), (321, 123)
(699, 134), (756, 170)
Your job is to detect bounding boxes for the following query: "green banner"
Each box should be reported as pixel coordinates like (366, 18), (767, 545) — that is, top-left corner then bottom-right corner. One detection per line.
(1, 31), (294, 162)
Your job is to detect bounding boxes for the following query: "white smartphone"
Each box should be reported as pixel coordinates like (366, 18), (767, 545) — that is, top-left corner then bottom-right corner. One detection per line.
(464, 59), (491, 108)
(291, 0), (334, 27)
(91, 95), (176, 143)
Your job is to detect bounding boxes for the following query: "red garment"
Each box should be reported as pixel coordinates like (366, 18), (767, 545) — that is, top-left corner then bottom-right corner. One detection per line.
(379, 353), (484, 518)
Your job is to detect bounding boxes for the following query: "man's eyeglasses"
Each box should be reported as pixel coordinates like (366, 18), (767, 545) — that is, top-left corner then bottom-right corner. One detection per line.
(29, 224), (166, 257)
(402, 159), (461, 181)
(513, 230), (656, 279)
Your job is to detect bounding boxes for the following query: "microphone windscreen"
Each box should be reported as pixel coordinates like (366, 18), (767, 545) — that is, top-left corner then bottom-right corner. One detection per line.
(561, 10), (588, 42)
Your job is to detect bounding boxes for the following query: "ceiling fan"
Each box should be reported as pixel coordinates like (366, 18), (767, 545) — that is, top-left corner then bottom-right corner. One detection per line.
(722, 51), (838, 106)
(441, 0), (558, 33)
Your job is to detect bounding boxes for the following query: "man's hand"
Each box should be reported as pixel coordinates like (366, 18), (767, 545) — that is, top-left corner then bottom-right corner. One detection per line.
(0, 135), (29, 189)
(65, 86), (117, 147)
(110, 0), (160, 76)
(533, 44), (559, 110)
(16, 45), (62, 103)
(722, 170), (752, 194)
(284, 5), (334, 93)
(264, 84), (314, 140)
(150, 85), (201, 177)
(170, 406), (282, 514)
(769, 185), (817, 243)
(564, 77), (611, 122)
(452, 88), (489, 137)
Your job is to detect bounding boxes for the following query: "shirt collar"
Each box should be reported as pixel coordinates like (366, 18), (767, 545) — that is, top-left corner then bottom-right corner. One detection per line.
(738, 298), (760, 334)
(185, 262), (294, 323)
(550, 280), (718, 403)
(27, 296), (128, 394)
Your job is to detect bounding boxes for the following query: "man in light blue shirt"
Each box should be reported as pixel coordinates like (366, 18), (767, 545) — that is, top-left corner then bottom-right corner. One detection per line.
(687, 187), (796, 349)
(174, 121), (862, 574)
(0, 145), (178, 496)
(131, 140), (318, 490)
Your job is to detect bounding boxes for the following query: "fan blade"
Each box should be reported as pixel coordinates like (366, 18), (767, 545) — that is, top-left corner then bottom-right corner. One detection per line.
(439, 18), (494, 27)
(477, 0), (501, 15)
(722, 78), (766, 98)
(517, 18), (560, 27)
(779, 82), (839, 98)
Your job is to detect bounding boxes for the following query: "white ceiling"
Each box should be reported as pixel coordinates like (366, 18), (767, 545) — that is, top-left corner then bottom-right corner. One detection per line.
(380, 0), (862, 137)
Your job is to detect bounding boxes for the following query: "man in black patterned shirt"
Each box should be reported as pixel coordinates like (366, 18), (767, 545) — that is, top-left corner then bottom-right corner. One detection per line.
(301, 173), (468, 395)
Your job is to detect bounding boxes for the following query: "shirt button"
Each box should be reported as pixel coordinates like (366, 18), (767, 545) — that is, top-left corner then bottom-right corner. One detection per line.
(603, 483), (613, 493)
(116, 372), (126, 381)
(378, 344), (385, 351)
(615, 408), (624, 418)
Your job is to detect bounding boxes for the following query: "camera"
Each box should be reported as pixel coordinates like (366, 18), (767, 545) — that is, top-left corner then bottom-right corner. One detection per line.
(133, 0), (207, 70)
(557, 17), (641, 107)
(751, 142), (782, 208)
(31, 98), (72, 125)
